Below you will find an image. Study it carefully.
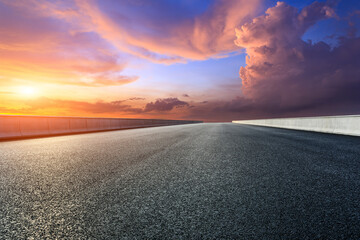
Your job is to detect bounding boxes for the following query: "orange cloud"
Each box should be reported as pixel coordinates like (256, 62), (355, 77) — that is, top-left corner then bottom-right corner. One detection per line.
(0, 97), (190, 117)
(0, 0), (137, 87)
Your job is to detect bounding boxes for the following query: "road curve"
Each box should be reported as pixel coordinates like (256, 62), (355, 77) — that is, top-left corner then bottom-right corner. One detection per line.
(0, 123), (359, 239)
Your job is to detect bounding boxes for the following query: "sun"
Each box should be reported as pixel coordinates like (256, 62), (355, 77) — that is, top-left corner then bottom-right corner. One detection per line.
(18, 86), (38, 97)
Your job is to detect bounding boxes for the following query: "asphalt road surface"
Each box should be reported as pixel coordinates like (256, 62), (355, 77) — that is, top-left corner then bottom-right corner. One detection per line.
(1, 123), (360, 239)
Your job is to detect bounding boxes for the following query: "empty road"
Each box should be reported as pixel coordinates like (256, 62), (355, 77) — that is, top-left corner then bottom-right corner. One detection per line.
(0, 123), (359, 239)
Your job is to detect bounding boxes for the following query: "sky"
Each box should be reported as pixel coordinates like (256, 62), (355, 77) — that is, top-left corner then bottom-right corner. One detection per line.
(0, 0), (359, 122)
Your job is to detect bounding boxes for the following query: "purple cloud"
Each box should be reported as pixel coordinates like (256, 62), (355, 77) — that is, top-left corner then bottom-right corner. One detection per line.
(229, 1), (360, 118)
(144, 98), (189, 112)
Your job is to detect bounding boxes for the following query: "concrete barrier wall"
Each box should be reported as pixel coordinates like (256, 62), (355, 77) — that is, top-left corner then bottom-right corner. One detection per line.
(70, 119), (87, 133)
(232, 115), (360, 136)
(0, 115), (202, 140)
(48, 118), (70, 134)
(20, 117), (49, 136)
(109, 119), (119, 130)
(0, 117), (21, 138)
(86, 119), (101, 131)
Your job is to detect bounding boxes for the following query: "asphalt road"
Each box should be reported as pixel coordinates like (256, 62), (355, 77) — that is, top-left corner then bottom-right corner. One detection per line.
(0, 123), (359, 239)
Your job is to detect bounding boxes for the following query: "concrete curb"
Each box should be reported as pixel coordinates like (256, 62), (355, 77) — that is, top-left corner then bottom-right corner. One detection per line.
(0, 115), (202, 140)
(232, 115), (360, 137)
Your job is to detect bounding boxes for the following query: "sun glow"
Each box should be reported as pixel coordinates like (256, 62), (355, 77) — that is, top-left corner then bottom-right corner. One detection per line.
(18, 86), (38, 97)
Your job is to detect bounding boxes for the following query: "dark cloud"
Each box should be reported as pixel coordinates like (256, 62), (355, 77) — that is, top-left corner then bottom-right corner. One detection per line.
(182, 94), (190, 98)
(230, 1), (360, 118)
(127, 97), (146, 101)
(184, 94), (360, 122)
(144, 98), (189, 112)
(183, 2), (360, 122)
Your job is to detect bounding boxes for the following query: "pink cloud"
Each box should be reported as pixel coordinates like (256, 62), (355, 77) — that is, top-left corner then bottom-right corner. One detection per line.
(74, 0), (263, 63)
(0, 0), (263, 90)
(0, 0), (137, 87)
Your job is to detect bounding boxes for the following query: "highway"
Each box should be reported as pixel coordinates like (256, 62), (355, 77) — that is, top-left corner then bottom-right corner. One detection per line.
(0, 123), (359, 239)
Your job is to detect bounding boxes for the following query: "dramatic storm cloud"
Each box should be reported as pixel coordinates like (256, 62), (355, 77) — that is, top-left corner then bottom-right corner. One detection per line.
(232, 1), (360, 117)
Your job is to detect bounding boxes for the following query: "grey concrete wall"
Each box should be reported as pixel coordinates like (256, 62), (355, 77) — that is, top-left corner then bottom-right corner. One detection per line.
(0, 115), (202, 140)
(233, 115), (360, 136)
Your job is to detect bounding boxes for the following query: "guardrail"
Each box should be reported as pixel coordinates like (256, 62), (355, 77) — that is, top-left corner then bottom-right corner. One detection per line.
(232, 115), (360, 136)
(0, 115), (202, 140)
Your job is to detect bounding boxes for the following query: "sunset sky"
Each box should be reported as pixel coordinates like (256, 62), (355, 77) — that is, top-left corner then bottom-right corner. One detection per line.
(0, 0), (359, 121)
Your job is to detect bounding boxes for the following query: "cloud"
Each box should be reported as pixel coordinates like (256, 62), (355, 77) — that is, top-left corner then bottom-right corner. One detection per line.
(20, 98), (143, 114)
(74, 75), (138, 87)
(2, 97), (189, 116)
(73, 0), (263, 63)
(127, 97), (146, 101)
(144, 98), (189, 112)
(0, 0), (262, 91)
(0, 0), (137, 87)
(230, 1), (360, 118)
(1, 0), (359, 122)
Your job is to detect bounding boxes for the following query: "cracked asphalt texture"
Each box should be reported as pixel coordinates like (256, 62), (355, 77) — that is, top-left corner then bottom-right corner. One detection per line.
(0, 123), (360, 239)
